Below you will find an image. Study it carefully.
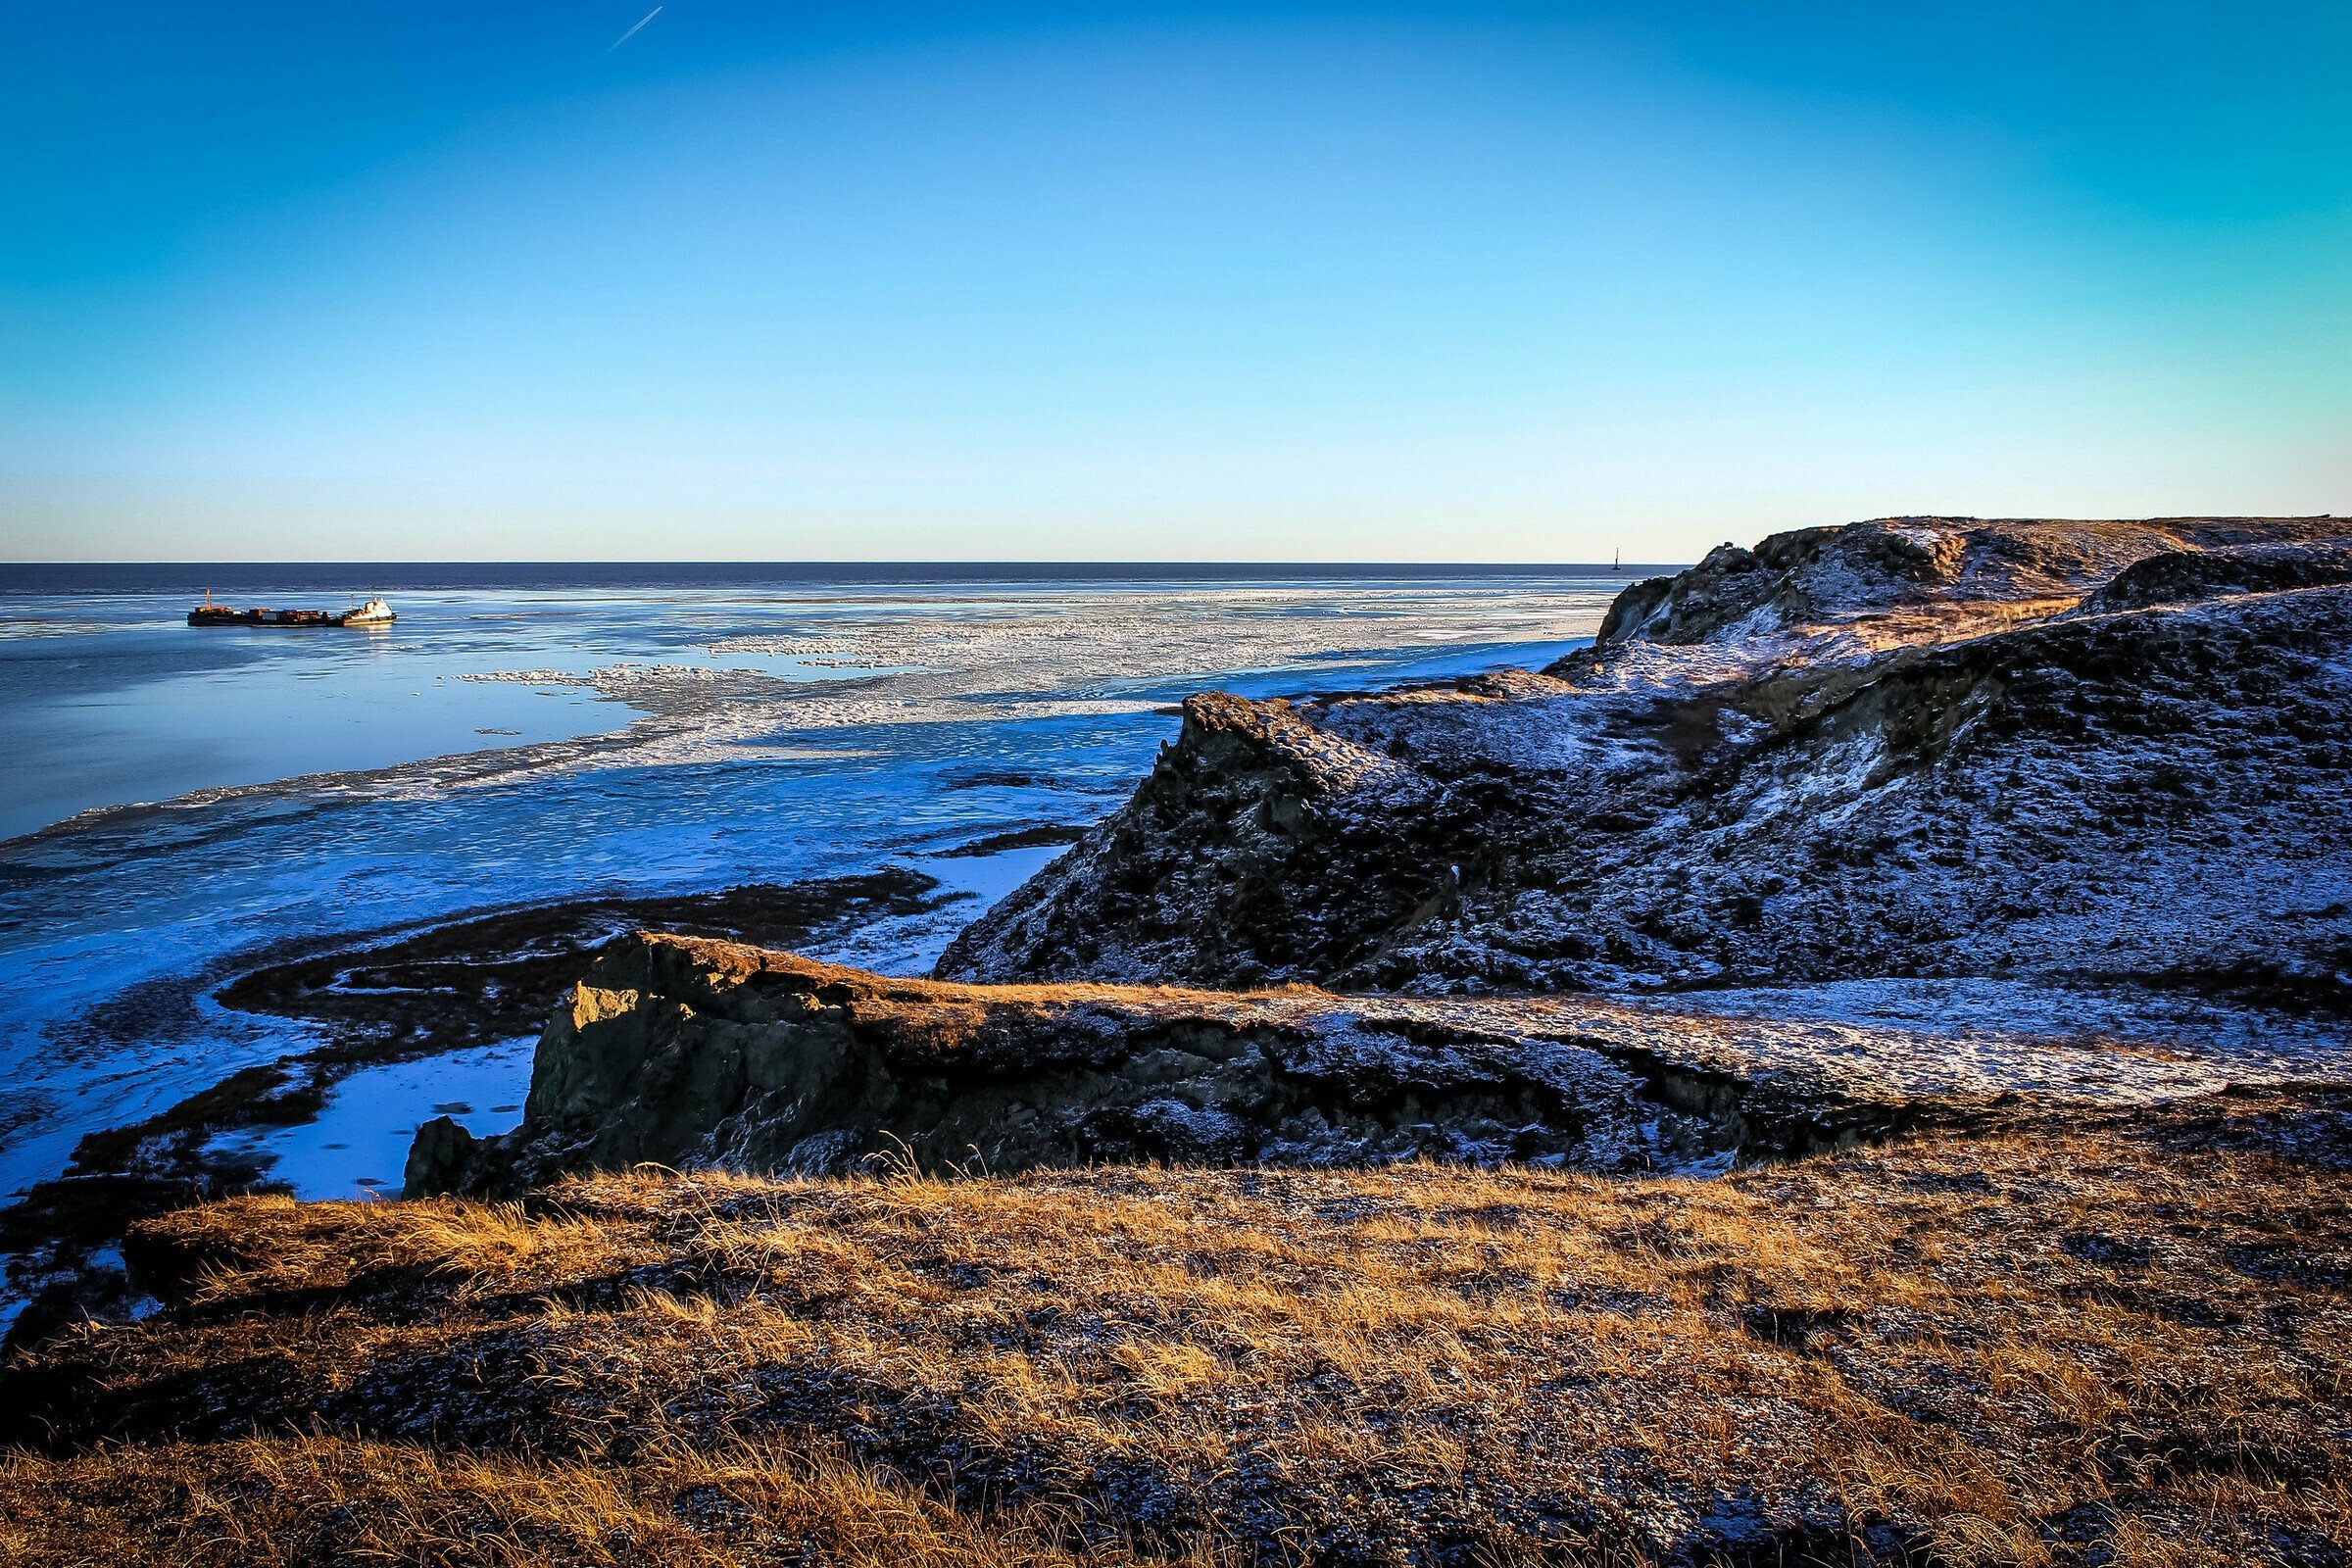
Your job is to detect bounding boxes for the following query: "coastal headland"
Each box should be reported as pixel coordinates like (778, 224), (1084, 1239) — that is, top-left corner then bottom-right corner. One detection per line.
(4, 515), (2348, 1567)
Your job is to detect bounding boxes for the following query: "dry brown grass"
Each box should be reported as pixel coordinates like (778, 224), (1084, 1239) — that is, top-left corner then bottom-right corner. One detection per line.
(2, 1095), (2346, 1567)
(0, 1433), (1228, 1568)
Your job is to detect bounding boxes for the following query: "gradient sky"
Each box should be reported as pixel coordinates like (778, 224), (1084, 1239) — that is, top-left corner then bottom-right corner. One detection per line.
(3, 1), (2346, 562)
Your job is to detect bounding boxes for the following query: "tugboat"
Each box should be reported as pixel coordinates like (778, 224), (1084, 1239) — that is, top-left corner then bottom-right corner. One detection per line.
(187, 590), (398, 627)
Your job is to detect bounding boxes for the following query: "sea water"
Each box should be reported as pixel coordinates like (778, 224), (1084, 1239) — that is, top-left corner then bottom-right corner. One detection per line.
(0, 564), (1631, 1204)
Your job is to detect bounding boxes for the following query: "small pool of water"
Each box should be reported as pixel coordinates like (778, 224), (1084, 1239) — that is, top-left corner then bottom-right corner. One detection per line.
(211, 1041), (533, 1200)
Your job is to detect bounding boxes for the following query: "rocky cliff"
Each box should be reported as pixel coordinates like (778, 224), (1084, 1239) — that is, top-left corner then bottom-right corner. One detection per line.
(403, 934), (1900, 1197)
(938, 515), (2352, 998)
(406, 929), (2342, 1199)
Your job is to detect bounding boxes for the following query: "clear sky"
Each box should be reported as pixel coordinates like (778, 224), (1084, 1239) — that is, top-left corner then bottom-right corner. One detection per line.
(3, 1), (2346, 562)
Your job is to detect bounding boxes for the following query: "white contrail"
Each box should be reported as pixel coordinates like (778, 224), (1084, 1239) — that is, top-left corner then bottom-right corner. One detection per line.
(603, 5), (662, 56)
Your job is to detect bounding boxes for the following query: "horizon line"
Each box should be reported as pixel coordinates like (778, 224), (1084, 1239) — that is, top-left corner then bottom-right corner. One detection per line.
(0, 559), (1690, 571)
(0, 557), (1686, 564)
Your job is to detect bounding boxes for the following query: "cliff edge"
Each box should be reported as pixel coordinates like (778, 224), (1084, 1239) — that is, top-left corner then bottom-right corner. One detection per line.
(937, 515), (2352, 999)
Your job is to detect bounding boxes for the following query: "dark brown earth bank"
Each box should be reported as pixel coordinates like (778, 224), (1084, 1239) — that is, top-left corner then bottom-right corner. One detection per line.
(4, 517), (2350, 1567)
(402, 933), (2345, 1205)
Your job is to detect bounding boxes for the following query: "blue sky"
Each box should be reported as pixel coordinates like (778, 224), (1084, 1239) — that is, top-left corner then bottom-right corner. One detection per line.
(3, 1), (2345, 561)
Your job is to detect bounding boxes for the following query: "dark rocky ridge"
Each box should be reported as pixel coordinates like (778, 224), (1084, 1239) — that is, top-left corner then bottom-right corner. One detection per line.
(938, 515), (2352, 997)
(406, 931), (2334, 1200)
(403, 934), (1894, 1198)
(218, 868), (955, 1058)
(2073, 538), (2352, 615)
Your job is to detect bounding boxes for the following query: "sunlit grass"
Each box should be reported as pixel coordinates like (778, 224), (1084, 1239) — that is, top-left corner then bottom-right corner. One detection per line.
(4, 1105), (2345, 1566)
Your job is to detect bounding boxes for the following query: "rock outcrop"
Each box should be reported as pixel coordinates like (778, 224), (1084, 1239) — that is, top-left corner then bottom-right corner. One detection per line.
(406, 931), (2341, 1198)
(1589, 514), (2346, 651)
(403, 935), (1860, 1196)
(938, 515), (2352, 999)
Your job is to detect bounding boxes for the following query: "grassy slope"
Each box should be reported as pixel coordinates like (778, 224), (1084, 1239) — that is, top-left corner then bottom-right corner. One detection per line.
(3, 1095), (2346, 1567)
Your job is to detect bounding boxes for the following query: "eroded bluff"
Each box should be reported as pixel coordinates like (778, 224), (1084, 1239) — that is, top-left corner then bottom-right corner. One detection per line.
(405, 934), (2023, 1199)
(937, 515), (2352, 996)
(407, 931), (2333, 1199)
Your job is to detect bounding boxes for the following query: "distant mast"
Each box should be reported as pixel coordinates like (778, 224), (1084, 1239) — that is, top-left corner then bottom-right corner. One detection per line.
(1612, 549), (1621, 572)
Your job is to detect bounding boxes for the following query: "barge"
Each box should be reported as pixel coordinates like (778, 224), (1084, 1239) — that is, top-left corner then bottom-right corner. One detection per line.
(188, 592), (397, 628)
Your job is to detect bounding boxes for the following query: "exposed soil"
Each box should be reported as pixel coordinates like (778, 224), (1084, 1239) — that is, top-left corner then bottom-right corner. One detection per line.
(403, 934), (2343, 1208)
(401, 935), (1977, 1202)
